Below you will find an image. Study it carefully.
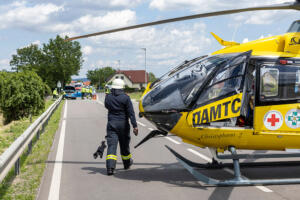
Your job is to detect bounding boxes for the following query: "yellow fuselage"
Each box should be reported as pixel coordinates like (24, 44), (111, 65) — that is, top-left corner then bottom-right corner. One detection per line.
(139, 32), (300, 151)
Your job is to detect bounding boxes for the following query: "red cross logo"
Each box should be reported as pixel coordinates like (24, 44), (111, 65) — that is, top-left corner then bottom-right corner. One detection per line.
(267, 114), (279, 126)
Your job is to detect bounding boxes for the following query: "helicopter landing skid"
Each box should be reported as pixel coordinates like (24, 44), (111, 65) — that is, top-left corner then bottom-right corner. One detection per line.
(165, 145), (300, 186)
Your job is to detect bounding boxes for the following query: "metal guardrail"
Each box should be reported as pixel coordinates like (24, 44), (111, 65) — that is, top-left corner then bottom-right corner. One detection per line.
(0, 96), (63, 183)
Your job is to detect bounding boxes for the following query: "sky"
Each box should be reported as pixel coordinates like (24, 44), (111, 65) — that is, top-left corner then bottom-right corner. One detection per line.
(0, 0), (299, 78)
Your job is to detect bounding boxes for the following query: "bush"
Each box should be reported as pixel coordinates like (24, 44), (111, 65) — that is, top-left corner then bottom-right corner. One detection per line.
(0, 72), (5, 101)
(124, 85), (136, 93)
(44, 83), (52, 97)
(0, 71), (45, 124)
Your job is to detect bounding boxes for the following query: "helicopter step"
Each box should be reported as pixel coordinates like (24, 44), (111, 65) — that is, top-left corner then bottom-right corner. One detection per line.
(165, 145), (300, 186)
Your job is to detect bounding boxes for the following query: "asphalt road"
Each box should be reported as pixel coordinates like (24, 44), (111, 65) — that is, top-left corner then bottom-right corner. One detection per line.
(37, 94), (300, 200)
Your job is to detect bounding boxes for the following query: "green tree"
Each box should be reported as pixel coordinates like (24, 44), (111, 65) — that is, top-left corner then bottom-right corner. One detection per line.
(10, 44), (42, 72)
(148, 72), (157, 82)
(87, 66), (115, 88)
(0, 71), (45, 124)
(42, 35), (83, 88)
(10, 35), (83, 89)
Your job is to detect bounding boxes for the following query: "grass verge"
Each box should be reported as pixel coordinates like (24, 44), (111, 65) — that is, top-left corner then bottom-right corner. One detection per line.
(0, 100), (54, 155)
(0, 100), (64, 200)
(128, 92), (142, 100)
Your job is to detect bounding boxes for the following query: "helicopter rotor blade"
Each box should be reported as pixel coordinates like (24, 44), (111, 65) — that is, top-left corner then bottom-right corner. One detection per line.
(67, 1), (300, 41)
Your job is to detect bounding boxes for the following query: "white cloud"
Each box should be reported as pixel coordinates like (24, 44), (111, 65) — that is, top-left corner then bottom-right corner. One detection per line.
(32, 40), (41, 46)
(150, 0), (294, 11)
(149, 0), (297, 26)
(0, 2), (63, 30)
(110, 0), (142, 7)
(0, 59), (9, 65)
(80, 0), (141, 8)
(0, 59), (10, 71)
(242, 38), (249, 43)
(82, 46), (93, 55)
(44, 9), (136, 35)
(85, 22), (212, 75)
(75, 10), (136, 32)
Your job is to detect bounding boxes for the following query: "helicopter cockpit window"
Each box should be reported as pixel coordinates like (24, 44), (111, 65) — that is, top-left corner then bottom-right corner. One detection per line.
(196, 55), (247, 107)
(142, 55), (227, 112)
(259, 64), (300, 102)
(151, 56), (207, 89)
(287, 20), (300, 33)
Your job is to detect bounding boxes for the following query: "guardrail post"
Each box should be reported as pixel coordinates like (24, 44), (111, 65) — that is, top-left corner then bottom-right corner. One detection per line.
(27, 141), (32, 155)
(14, 158), (20, 175)
(37, 129), (40, 140)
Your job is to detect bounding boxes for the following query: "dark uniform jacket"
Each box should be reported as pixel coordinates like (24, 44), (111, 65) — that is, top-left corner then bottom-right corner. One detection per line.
(105, 89), (137, 128)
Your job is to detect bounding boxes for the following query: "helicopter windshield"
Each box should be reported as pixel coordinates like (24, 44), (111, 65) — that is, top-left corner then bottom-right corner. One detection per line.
(142, 54), (233, 112)
(149, 56), (207, 90)
(287, 20), (300, 33)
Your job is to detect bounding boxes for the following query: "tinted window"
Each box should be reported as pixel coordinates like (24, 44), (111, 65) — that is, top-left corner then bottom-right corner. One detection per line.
(64, 86), (75, 92)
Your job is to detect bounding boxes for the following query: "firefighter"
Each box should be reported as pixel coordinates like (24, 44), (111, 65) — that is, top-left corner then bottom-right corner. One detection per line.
(81, 86), (85, 99)
(104, 79), (138, 175)
(89, 86), (93, 99)
(53, 88), (58, 100)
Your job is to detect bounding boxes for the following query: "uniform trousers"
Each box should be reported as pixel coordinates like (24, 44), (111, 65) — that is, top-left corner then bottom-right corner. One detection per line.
(106, 120), (132, 169)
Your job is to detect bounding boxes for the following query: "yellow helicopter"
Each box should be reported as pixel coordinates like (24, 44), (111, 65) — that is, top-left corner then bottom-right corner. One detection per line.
(68, 1), (300, 185)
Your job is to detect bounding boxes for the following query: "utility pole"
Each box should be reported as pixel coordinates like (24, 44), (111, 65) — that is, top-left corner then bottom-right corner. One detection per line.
(141, 48), (147, 86)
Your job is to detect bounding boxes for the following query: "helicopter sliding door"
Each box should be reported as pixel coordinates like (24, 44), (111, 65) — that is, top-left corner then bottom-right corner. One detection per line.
(254, 61), (300, 134)
(188, 51), (251, 127)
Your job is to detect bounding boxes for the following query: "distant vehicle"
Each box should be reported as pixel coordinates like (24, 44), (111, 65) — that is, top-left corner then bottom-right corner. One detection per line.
(74, 83), (83, 91)
(64, 86), (77, 99)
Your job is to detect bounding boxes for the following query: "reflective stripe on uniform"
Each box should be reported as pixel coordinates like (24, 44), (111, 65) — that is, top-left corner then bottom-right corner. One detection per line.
(121, 154), (132, 160)
(106, 154), (117, 160)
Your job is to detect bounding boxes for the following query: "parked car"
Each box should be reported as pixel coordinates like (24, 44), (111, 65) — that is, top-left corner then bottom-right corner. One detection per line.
(64, 86), (77, 99)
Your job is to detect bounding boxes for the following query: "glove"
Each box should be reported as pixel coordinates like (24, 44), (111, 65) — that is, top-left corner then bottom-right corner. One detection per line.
(133, 127), (138, 136)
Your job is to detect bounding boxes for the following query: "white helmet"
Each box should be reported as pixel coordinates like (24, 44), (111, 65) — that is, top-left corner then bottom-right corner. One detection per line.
(111, 79), (125, 89)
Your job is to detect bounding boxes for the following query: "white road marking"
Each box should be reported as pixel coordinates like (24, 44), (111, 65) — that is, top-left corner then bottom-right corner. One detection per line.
(148, 128), (154, 131)
(255, 186), (273, 193)
(187, 148), (273, 193)
(48, 101), (68, 200)
(165, 137), (181, 144)
(187, 148), (212, 162)
(137, 121), (146, 127)
(63, 100), (67, 119)
(97, 101), (104, 105)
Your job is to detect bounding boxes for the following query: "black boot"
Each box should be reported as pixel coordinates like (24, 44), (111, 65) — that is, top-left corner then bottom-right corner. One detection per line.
(124, 159), (133, 170)
(107, 168), (114, 175)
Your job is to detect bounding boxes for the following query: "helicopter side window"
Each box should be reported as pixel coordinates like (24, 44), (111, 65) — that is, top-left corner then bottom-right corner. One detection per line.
(260, 68), (279, 97)
(259, 64), (300, 102)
